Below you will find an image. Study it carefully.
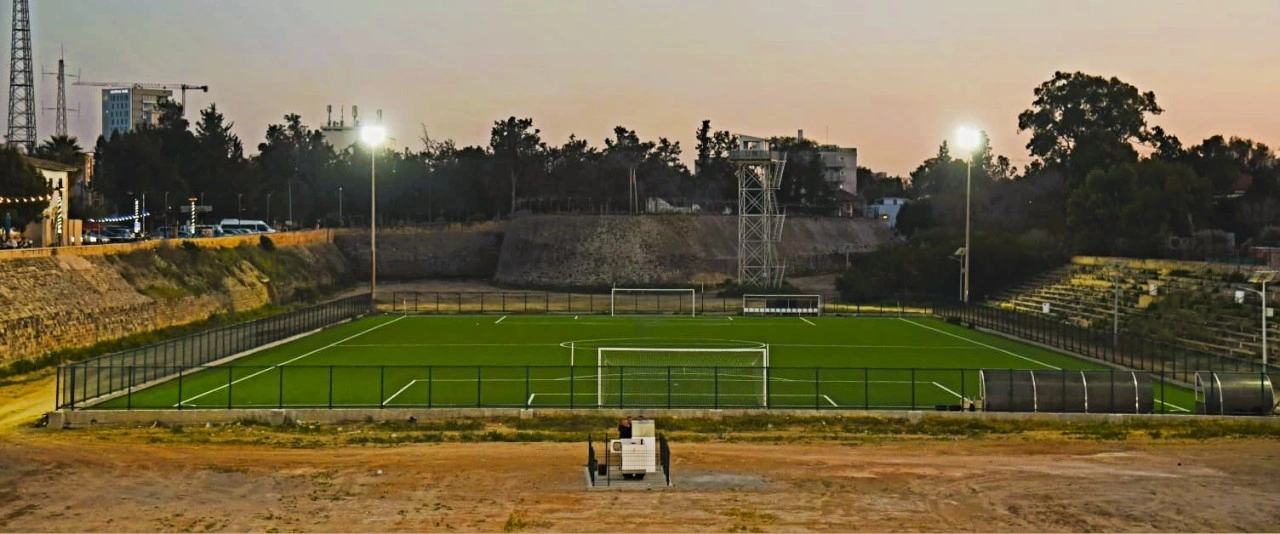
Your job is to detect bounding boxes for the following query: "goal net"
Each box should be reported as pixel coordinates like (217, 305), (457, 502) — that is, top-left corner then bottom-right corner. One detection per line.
(611, 288), (697, 316)
(597, 346), (769, 407)
(742, 294), (822, 316)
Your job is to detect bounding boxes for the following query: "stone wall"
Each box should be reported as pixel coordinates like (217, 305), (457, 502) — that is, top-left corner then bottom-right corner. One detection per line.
(495, 215), (893, 288)
(0, 233), (349, 366)
(333, 223), (504, 280)
(335, 216), (891, 288)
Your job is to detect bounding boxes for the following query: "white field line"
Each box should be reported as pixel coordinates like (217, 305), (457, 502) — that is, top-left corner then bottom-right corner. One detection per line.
(338, 343), (561, 347)
(898, 318), (1061, 370)
(822, 394), (838, 407)
(495, 315), (507, 324)
(174, 315), (409, 407)
(337, 342), (975, 350)
(527, 393), (536, 406)
(728, 316), (734, 321)
(800, 317), (816, 326)
(382, 379), (422, 406)
(931, 381), (967, 400)
(1156, 399), (1191, 413)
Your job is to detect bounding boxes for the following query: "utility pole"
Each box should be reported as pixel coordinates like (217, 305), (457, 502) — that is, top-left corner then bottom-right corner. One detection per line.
(6, 0), (36, 152)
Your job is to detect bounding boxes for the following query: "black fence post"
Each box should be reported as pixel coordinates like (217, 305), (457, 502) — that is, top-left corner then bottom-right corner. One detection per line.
(380, 366), (385, 408)
(667, 367), (672, 409)
(524, 366), (530, 409)
(477, 366), (483, 407)
(814, 367), (820, 410)
(714, 367), (720, 409)
(328, 365), (334, 409)
(227, 366), (234, 410)
(127, 366), (134, 411)
(176, 366), (183, 411)
(279, 366), (284, 409)
(910, 368), (916, 410)
(864, 368), (870, 409)
(428, 367), (433, 408)
(569, 365), (575, 409)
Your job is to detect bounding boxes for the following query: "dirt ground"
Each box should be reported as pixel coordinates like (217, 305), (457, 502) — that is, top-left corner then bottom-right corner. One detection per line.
(4, 372), (1280, 532)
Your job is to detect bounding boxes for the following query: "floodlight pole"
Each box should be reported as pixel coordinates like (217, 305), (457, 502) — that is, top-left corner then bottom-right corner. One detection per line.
(1112, 269), (1120, 348)
(370, 148), (377, 311)
(1239, 271), (1278, 368)
(963, 158), (971, 304)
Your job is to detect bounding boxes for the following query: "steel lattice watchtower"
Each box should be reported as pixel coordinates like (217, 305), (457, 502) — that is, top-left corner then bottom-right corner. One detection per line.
(6, 0), (35, 152)
(732, 135), (787, 287)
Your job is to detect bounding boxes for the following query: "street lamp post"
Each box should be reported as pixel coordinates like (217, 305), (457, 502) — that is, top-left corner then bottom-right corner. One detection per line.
(362, 124), (387, 311)
(338, 187), (344, 228)
(266, 192), (273, 224)
(1238, 270), (1279, 368)
(955, 127), (982, 304)
(163, 191), (170, 235)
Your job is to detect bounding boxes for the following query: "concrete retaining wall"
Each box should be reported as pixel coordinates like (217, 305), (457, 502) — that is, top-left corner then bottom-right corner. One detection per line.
(47, 406), (1278, 429)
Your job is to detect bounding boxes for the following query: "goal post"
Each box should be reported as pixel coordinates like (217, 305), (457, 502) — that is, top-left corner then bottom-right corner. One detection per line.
(596, 346), (769, 407)
(742, 294), (823, 316)
(610, 288), (698, 316)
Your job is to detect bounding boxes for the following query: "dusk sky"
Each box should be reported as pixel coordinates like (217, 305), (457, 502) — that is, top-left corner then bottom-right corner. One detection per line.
(23, 0), (1280, 176)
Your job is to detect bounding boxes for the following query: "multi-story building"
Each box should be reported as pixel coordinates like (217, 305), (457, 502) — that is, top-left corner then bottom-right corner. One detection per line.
(100, 87), (173, 138)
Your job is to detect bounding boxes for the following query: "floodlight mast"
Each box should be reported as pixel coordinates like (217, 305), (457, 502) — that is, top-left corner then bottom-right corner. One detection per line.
(361, 123), (387, 311)
(955, 126), (981, 304)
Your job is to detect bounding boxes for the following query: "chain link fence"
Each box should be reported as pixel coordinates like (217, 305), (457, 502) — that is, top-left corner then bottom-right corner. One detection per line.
(56, 295), (370, 409)
(936, 304), (1278, 384)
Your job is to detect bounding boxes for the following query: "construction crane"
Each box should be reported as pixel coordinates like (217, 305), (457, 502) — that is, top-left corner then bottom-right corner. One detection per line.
(72, 81), (209, 115)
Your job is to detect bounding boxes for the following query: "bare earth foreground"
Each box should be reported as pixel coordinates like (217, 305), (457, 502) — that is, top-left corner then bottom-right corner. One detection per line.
(1, 431), (1279, 531)
(3, 373), (1280, 531)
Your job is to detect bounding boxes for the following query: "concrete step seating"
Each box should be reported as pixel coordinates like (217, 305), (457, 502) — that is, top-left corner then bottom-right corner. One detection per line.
(989, 258), (1275, 364)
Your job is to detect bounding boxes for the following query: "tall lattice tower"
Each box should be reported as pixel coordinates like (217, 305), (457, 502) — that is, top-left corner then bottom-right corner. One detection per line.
(43, 48), (73, 136)
(42, 47), (75, 136)
(6, 0), (35, 152)
(731, 135), (787, 287)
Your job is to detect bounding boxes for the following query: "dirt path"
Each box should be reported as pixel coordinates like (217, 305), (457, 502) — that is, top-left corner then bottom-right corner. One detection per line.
(0, 427), (1278, 532)
(0, 370), (53, 432)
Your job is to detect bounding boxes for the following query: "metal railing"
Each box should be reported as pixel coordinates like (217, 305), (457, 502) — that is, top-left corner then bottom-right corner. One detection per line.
(384, 291), (926, 316)
(937, 304), (1279, 384)
(61, 364), (1192, 414)
(56, 295), (370, 409)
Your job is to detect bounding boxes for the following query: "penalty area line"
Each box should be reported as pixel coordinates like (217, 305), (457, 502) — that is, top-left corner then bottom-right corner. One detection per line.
(931, 381), (967, 401)
(495, 315), (507, 324)
(175, 315), (409, 408)
(898, 318), (1060, 370)
(799, 317), (816, 326)
(1156, 399), (1191, 413)
(822, 394), (838, 407)
(527, 393), (536, 406)
(382, 379), (423, 406)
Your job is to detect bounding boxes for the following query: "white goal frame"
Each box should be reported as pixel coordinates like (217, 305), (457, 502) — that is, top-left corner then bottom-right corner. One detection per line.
(742, 294), (823, 316)
(596, 346), (770, 407)
(610, 288), (697, 316)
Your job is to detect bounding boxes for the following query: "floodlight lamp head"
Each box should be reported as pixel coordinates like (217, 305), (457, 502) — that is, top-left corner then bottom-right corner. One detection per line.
(956, 126), (981, 152)
(361, 125), (387, 147)
(953, 247), (966, 257)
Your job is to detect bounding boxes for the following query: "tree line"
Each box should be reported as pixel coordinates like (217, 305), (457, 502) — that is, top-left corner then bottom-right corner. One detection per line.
(839, 70), (1279, 303)
(0, 104), (864, 230)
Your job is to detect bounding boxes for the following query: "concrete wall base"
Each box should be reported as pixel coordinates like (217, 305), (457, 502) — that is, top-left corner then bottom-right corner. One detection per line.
(46, 407), (1280, 429)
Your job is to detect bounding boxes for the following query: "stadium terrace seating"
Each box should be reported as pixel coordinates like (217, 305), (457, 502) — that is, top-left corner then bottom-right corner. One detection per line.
(989, 257), (1274, 361)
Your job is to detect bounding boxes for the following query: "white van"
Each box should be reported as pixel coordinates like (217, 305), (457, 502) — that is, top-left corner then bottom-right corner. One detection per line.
(218, 219), (276, 234)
